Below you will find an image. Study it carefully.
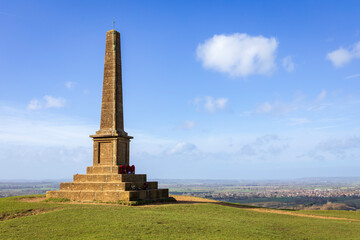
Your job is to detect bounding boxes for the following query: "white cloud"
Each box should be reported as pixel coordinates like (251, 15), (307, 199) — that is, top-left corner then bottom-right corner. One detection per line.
(193, 96), (229, 113)
(178, 120), (196, 130)
(327, 41), (360, 68)
(305, 90), (328, 111)
(44, 95), (66, 108)
(318, 136), (360, 152)
(282, 56), (294, 72)
(353, 41), (360, 57)
(288, 118), (310, 126)
(255, 101), (291, 115)
(65, 81), (76, 89)
(256, 102), (273, 113)
(240, 134), (288, 158)
(317, 90), (327, 101)
(27, 99), (42, 110)
(205, 96), (228, 112)
(167, 142), (197, 155)
(197, 33), (278, 77)
(28, 95), (66, 110)
(345, 73), (360, 79)
(326, 48), (352, 67)
(252, 90), (335, 116)
(304, 135), (360, 161)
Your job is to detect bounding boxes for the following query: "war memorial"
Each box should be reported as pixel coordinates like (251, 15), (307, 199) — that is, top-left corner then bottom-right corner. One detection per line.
(46, 30), (169, 202)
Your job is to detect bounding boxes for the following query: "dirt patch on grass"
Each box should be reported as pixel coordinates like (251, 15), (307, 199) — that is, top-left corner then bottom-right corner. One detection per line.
(17, 197), (46, 202)
(172, 196), (360, 222)
(208, 200), (360, 222)
(0, 208), (60, 221)
(171, 195), (218, 203)
(247, 208), (360, 222)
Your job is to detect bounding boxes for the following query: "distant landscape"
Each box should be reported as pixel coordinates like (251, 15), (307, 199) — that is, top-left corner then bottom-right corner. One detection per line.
(2, 177), (360, 211)
(162, 178), (360, 211)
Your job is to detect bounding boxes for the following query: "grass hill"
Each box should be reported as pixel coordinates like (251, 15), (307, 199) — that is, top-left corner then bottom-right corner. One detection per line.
(0, 195), (360, 239)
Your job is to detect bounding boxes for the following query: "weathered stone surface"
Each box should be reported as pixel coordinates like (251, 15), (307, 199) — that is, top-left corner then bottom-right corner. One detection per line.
(86, 166), (121, 174)
(99, 30), (124, 135)
(73, 174), (147, 183)
(60, 182), (158, 191)
(46, 29), (169, 202)
(91, 137), (130, 166)
(46, 189), (169, 202)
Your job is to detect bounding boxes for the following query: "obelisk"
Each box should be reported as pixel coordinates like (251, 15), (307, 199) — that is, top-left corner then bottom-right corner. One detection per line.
(46, 29), (169, 202)
(90, 30), (133, 167)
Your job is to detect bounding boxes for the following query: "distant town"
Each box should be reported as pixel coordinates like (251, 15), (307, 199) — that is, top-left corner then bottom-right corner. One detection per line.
(161, 178), (360, 210)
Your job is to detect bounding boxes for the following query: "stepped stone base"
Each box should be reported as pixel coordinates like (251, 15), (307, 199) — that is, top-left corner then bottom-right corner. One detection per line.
(47, 189), (169, 202)
(46, 166), (169, 202)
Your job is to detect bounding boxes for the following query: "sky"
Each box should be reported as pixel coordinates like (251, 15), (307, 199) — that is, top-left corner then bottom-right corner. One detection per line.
(1, 0), (360, 180)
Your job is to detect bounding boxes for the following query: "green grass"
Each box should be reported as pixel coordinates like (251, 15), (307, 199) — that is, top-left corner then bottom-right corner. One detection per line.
(0, 195), (360, 239)
(42, 197), (71, 202)
(298, 209), (360, 220)
(0, 196), (61, 222)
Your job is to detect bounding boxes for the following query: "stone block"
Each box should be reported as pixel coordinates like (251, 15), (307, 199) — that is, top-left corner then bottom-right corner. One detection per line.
(73, 174), (147, 183)
(86, 166), (120, 174)
(147, 181), (158, 189)
(73, 174), (106, 182)
(96, 191), (130, 202)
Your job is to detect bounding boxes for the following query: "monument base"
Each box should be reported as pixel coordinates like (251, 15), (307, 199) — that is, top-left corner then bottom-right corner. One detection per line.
(46, 166), (169, 202)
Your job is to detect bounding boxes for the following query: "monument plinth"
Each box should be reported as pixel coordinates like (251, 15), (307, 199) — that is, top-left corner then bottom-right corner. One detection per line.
(46, 30), (169, 202)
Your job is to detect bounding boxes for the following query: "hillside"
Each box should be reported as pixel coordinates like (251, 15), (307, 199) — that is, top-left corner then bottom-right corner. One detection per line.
(1, 195), (360, 240)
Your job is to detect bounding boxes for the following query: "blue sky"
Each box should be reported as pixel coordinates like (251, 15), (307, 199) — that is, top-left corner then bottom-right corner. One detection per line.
(1, 0), (360, 180)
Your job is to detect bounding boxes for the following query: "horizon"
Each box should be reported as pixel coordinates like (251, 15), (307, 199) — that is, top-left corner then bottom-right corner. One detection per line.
(2, 176), (360, 183)
(1, 0), (360, 180)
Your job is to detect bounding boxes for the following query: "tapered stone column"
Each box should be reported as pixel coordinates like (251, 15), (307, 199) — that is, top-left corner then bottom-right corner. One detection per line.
(46, 29), (169, 202)
(90, 30), (133, 166)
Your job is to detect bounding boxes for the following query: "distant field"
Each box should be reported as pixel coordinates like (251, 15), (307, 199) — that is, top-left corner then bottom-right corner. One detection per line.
(1, 195), (360, 239)
(0, 182), (60, 198)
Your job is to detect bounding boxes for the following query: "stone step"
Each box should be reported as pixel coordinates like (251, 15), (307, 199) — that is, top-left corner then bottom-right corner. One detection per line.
(139, 188), (169, 201)
(60, 181), (158, 191)
(46, 189), (169, 202)
(87, 166), (121, 174)
(73, 174), (146, 183)
(86, 165), (136, 174)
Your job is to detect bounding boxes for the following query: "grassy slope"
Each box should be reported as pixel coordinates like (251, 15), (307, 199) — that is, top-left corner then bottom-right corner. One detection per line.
(298, 209), (360, 220)
(0, 195), (58, 219)
(0, 195), (359, 240)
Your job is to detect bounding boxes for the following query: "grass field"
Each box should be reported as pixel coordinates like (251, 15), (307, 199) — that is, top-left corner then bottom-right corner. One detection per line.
(297, 209), (360, 220)
(1, 195), (360, 240)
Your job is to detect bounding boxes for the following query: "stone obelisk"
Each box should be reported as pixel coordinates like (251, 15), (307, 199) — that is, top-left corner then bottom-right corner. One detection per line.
(90, 30), (132, 167)
(46, 30), (169, 202)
